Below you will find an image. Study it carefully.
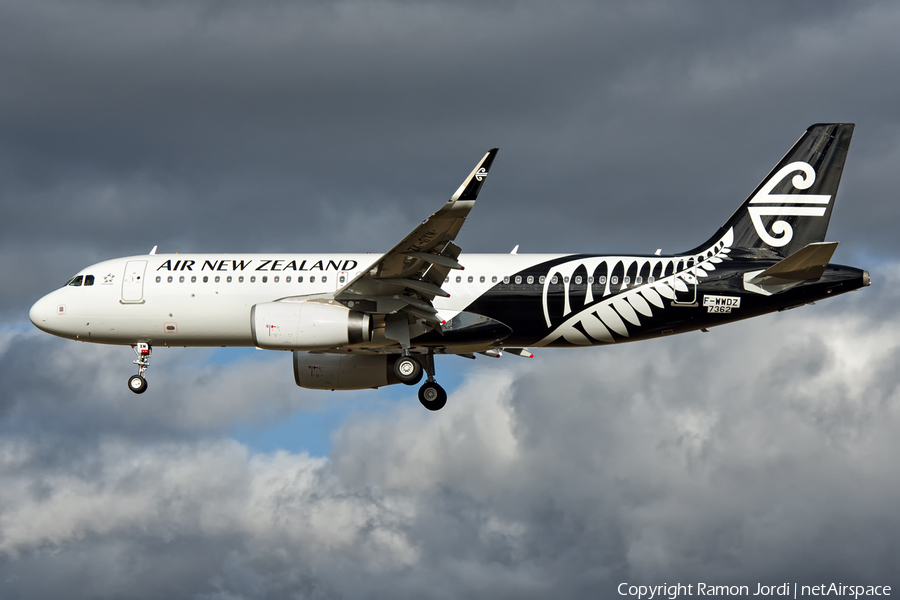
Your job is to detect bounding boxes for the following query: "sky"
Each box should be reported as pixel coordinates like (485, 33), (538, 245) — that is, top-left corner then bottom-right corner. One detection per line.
(2, 1), (899, 598)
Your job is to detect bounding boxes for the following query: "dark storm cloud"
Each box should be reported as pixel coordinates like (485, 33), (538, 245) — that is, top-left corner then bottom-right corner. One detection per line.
(4, 1), (900, 318)
(2, 2), (900, 598)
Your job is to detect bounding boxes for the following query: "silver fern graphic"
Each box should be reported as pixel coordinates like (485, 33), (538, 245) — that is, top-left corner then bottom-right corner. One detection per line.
(537, 228), (734, 345)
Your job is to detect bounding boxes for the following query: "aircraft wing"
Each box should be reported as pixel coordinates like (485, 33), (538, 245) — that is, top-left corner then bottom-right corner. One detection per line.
(333, 148), (499, 339)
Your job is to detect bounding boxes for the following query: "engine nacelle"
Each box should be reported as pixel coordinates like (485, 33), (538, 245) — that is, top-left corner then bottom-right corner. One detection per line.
(251, 301), (372, 350)
(293, 352), (402, 390)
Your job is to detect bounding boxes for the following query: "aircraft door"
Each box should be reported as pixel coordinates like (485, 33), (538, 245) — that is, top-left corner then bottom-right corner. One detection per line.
(671, 257), (698, 307)
(121, 260), (147, 303)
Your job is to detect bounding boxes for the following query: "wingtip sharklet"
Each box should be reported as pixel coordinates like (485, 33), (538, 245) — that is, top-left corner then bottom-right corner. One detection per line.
(449, 148), (499, 203)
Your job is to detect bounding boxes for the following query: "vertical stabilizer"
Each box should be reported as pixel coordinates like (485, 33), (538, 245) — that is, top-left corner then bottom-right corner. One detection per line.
(689, 123), (854, 257)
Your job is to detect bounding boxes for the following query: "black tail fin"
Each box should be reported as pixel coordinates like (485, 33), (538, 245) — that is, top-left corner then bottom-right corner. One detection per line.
(689, 123), (855, 257)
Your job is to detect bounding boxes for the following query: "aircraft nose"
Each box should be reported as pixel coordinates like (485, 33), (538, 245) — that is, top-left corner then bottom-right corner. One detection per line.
(29, 294), (56, 332)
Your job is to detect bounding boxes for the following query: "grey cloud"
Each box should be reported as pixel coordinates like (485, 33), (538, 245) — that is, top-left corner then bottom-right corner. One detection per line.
(1, 267), (898, 598)
(0, 330), (326, 448)
(4, 1), (899, 319)
(2, 2), (899, 597)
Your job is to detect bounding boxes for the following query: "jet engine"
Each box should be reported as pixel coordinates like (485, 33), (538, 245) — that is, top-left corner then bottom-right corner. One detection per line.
(251, 301), (372, 350)
(293, 352), (402, 390)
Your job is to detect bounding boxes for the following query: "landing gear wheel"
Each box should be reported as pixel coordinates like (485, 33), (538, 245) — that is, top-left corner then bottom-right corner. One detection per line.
(128, 374), (148, 394)
(394, 356), (423, 385)
(418, 381), (447, 411)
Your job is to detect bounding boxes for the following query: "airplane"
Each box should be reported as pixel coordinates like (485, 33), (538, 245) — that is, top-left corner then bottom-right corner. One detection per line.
(30, 123), (869, 411)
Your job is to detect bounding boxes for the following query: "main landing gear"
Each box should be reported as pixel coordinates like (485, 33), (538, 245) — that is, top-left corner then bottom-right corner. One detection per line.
(393, 351), (447, 411)
(128, 343), (151, 394)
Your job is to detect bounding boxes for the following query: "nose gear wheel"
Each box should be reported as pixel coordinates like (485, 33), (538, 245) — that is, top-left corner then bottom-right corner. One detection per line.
(129, 343), (151, 394)
(128, 374), (148, 394)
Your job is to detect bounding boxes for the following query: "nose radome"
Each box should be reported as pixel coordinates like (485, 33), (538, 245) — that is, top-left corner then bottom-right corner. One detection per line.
(29, 294), (55, 331)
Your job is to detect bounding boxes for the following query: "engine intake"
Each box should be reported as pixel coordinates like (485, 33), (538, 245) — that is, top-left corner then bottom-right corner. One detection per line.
(251, 301), (371, 350)
(294, 353), (402, 390)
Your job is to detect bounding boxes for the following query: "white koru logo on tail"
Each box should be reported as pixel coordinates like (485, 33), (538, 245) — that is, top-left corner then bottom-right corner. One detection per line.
(748, 161), (831, 247)
(475, 167), (489, 182)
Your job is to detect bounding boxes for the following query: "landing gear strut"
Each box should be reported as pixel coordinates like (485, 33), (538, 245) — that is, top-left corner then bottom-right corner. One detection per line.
(417, 350), (447, 411)
(128, 343), (151, 394)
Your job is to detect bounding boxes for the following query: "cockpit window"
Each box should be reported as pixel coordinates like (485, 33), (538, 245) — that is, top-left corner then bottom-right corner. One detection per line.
(66, 276), (83, 287)
(84, 275), (95, 286)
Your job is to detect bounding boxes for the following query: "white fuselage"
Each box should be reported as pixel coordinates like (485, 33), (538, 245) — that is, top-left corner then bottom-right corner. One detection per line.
(29, 253), (565, 347)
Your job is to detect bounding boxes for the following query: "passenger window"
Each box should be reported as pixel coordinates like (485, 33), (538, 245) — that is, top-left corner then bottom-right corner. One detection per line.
(287, 276), (292, 283)
(468, 276), (473, 283)
(321, 276), (327, 283)
(203, 276), (209, 283)
(156, 276), (161, 283)
(648, 276), (655, 283)
(456, 276), (462, 283)
(179, 276), (185, 283)
(480, 276), (485, 283)
(539, 276), (545, 284)
(503, 276), (510, 284)
(298, 276), (303, 283)
(338, 276), (344, 284)
(527, 275), (534, 284)
(250, 276), (256, 283)
(574, 276), (581, 284)
(635, 276), (642, 285)
(600, 276), (607, 284)
(215, 276), (220, 283)
(191, 276), (197, 283)
(227, 276), (232, 283)
(445, 277), (450, 283)
(564, 276), (569, 283)
(515, 276), (522, 284)
(611, 276), (618, 284)
(492, 276), (497, 283)
(623, 276), (630, 284)
(66, 276), (83, 287)
(310, 276), (315, 283)
(551, 276), (558, 284)
(274, 276), (280, 283)
(262, 276), (267, 283)
(167, 276), (173, 283)
(84, 275), (94, 286)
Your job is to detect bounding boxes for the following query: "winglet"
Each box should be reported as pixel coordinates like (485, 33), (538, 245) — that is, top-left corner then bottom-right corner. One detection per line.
(449, 148), (499, 203)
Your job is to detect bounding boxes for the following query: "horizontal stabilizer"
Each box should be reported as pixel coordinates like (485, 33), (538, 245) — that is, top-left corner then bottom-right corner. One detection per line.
(748, 242), (839, 283)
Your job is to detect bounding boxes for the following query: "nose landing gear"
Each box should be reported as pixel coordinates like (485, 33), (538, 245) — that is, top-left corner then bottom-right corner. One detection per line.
(128, 343), (151, 394)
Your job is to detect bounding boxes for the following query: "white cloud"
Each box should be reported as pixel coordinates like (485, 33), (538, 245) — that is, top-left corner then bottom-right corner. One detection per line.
(1, 270), (898, 598)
